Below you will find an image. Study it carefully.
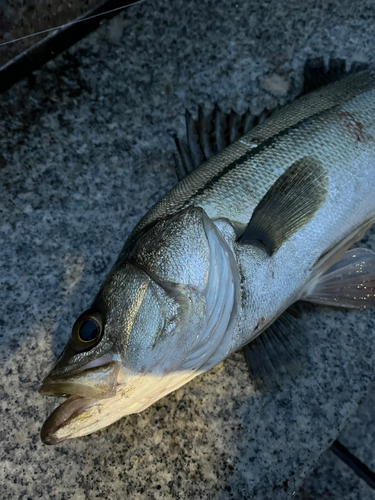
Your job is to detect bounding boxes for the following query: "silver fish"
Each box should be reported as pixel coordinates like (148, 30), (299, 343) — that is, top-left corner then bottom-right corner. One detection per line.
(39, 59), (375, 444)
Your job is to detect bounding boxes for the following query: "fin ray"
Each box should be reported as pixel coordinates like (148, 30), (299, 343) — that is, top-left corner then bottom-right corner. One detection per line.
(303, 248), (375, 308)
(239, 156), (329, 254)
(173, 57), (368, 180)
(173, 105), (276, 180)
(244, 307), (308, 391)
(311, 215), (375, 277)
(300, 57), (368, 96)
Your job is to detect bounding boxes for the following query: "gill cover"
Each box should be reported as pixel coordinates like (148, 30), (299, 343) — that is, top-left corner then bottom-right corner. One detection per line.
(41, 206), (239, 395)
(101, 205), (239, 376)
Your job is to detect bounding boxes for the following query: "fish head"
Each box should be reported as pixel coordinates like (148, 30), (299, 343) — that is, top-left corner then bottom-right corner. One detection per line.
(39, 206), (238, 444)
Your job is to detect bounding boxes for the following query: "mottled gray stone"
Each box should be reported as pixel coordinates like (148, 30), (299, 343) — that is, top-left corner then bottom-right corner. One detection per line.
(339, 384), (375, 472)
(295, 449), (375, 500)
(0, 0), (102, 67)
(1, 0), (375, 499)
(296, 385), (375, 499)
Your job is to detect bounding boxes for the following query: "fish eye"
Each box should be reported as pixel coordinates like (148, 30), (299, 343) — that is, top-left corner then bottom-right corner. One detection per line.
(79, 320), (100, 341)
(72, 309), (103, 347)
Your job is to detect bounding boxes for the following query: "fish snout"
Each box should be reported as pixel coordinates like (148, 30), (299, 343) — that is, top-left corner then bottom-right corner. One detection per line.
(38, 361), (120, 399)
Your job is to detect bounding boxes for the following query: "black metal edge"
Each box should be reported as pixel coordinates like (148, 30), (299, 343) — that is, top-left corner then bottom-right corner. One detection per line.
(331, 439), (375, 489)
(0, 0), (141, 93)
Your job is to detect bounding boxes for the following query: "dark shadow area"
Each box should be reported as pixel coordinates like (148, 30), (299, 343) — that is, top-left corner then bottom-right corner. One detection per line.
(0, 0), (144, 92)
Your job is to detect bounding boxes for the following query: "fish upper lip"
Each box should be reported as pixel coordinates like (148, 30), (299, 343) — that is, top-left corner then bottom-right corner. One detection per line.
(39, 361), (120, 399)
(39, 361), (121, 445)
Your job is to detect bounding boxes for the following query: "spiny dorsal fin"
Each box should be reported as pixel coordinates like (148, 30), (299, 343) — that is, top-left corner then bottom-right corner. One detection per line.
(173, 105), (272, 181)
(173, 58), (368, 181)
(244, 305), (309, 391)
(301, 57), (368, 96)
(239, 156), (329, 255)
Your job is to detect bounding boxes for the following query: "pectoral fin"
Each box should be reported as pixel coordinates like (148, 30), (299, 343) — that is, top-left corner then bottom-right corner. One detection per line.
(239, 156), (329, 254)
(302, 248), (375, 308)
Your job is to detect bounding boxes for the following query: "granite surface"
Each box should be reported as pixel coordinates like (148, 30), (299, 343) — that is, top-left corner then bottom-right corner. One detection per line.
(296, 385), (375, 499)
(0, 0), (102, 67)
(340, 384), (375, 473)
(1, 0), (375, 498)
(296, 448), (375, 500)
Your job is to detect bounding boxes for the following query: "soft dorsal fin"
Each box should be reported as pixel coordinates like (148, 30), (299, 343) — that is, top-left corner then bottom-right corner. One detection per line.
(239, 156), (329, 255)
(173, 58), (368, 181)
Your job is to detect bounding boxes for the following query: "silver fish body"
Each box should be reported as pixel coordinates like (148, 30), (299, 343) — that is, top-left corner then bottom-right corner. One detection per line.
(39, 68), (375, 444)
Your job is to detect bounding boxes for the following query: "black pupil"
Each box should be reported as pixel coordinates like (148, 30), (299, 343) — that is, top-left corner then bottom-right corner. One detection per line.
(79, 320), (99, 342)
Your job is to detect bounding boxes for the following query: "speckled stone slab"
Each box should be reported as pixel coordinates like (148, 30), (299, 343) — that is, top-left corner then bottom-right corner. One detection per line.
(296, 385), (375, 499)
(1, 0), (375, 499)
(295, 449), (375, 500)
(0, 0), (101, 67)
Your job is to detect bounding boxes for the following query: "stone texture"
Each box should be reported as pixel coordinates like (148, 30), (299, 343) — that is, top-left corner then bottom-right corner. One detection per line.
(295, 449), (375, 500)
(339, 385), (375, 472)
(1, 0), (375, 499)
(296, 385), (375, 499)
(0, 0), (102, 67)
(259, 74), (291, 96)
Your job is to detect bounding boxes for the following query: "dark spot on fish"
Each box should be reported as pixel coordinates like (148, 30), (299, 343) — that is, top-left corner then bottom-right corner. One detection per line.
(338, 111), (366, 142)
(254, 317), (266, 331)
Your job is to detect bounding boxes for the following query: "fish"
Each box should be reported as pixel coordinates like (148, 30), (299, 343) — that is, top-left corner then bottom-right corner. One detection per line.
(39, 58), (375, 444)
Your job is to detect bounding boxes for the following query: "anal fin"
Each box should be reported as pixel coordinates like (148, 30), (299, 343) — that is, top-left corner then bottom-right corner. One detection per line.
(303, 248), (375, 309)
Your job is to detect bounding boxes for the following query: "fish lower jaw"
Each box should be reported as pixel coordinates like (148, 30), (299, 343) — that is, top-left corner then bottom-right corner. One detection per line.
(40, 394), (96, 445)
(39, 368), (207, 444)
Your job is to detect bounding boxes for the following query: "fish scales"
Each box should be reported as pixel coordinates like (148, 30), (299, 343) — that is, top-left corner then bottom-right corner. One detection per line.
(38, 65), (375, 444)
(136, 70), (375, 233)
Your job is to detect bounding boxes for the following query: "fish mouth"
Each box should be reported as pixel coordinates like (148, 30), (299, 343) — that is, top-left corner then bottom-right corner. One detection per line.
(39, 361), (120, 445)
(40, 394), (95, 445)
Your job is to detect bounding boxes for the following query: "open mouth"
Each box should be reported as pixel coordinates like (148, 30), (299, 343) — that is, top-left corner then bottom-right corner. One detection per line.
(39, 361), (120, 445)
(40, 394), (95, 445)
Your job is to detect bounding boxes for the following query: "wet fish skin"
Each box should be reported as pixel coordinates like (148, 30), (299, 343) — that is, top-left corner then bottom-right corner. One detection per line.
(40, 205), (239, 443)
(39, 67), (375, 444)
